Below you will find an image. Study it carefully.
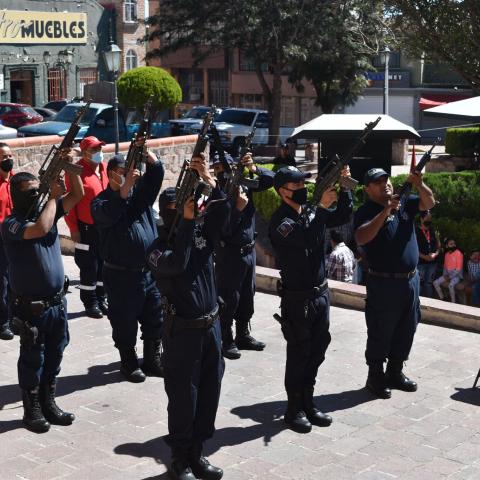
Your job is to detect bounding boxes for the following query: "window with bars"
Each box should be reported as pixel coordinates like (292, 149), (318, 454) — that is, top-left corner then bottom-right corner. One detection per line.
(124, 0), (137, 22)
(125, 50), (138, 71)
(47, 69), (67, 101)
(79, 68), (97, 97)
(239, 94), (264, 110)
(239, 51), (268, 72)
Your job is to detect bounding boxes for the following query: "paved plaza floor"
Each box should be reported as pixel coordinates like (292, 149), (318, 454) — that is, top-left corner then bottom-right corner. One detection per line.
(0, 255), (479, 480)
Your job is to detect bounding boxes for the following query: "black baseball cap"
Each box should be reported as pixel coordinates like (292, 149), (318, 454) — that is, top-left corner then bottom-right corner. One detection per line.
(107, 153), (126, 171)
(158, 187), (176, 214)
(274, 166), (311, 190)
(364, 168), (389, 185)
(212, 153), (234, 166)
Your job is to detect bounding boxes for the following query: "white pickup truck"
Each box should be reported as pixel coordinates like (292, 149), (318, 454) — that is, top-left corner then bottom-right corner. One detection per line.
(189, 107), (294, 156)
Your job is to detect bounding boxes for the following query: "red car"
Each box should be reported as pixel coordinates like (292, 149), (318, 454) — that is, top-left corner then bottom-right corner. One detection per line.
(0, 103), (43, 128)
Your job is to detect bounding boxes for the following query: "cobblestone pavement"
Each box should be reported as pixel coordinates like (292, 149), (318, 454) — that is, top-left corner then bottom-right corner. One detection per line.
(0, 256), (479, 480)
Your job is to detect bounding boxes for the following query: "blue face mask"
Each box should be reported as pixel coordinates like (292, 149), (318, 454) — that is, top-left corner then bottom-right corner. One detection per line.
(91, 151), (104, 163)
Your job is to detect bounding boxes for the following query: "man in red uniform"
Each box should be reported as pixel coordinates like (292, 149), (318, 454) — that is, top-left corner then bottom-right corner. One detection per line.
(0, 142), (14, 340)
(65, 136), (109, 318)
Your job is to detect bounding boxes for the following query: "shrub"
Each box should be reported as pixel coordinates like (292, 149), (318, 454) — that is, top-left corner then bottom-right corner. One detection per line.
(117, 66), (182, 110)
(445, 126), (480, 156)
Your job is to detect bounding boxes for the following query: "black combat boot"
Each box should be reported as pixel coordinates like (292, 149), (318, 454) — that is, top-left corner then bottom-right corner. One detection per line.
(39, 381), (75, 425)
(80, 289), (103, 319)
(119, 348), (146, 383)
(0, 322), (14, 340)
(284, 392), (312, 433)
(366, 363), (392, 399)
(170, 448), (197, 480)
(189, 443), (223, 480)
(235, 321), (266, 351)
(96, 285), (108, 315)
(222, 325), (241, 360)
(303, 387), (332, 427)
(142, 339), (164, 377)
(22, 388), (50, 433)
(386, 360), (418, 392)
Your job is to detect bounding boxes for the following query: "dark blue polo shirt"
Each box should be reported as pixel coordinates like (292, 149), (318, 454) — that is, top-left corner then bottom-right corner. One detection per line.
(2, 200), (65, 298)
(354, 196), (420, 273)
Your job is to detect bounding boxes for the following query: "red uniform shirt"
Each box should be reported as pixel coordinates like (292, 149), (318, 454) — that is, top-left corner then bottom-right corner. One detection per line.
(65, 158), (108, 232)
(0, 172), (13, 224)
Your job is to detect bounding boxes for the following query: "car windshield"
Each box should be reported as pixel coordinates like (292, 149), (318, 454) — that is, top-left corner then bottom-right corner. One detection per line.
(184, 107), (209, 119)
(20, 107), (39, 116)
(54, 106), (98, 125)
(216, 110), (256, 126)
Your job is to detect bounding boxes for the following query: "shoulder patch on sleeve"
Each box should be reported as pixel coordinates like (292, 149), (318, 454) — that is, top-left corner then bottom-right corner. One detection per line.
(148, 249), (163, 268)
(277, 217), (295, 237)
(9, 221), (21, 235)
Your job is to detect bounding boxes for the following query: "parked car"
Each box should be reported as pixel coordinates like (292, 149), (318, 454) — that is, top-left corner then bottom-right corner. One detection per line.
(0, 103), (43, 129)
(18, 102), (172, 143)
(43, 100), (68, 112)
(0, 124), (18, 140)
(170, 105), (222, 136)
(190, 107), (294, 156)
(33, 107), (57, 121)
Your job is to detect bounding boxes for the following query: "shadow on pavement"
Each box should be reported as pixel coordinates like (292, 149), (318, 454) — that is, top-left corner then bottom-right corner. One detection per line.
(315, 387), (376, 413)
(450, 387), (480, 406)
(0, 362), (124, 412)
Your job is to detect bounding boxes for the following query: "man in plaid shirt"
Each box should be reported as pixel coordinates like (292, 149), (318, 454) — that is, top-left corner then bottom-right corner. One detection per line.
(326, 230), (355, 283)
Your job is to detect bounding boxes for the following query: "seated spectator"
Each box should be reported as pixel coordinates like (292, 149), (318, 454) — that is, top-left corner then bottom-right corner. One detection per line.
(326, 230), (355, 283)
(416, 210), (440, 297)
(433, 238), (464, 303)
(467, 249), (480, 306)
(273, 143), (296, 167)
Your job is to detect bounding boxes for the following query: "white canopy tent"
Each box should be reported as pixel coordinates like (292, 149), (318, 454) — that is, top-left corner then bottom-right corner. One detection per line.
(423, 96), (480, 120)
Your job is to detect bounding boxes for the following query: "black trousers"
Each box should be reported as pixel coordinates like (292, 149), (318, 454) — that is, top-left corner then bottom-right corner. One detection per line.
(365, 273), (421, 365)
(0, 241), (10, 328)
(216, 248), (255, 331)
(280, 290), (331, 393)
(163, 318), (224, 451)
(74, 222), (104, 306)
(103, 267), (162, 350)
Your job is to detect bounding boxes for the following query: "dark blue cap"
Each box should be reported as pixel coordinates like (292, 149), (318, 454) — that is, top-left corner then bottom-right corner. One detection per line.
(274, 166), (311, 190)
(107, 153), (125, 171)
(363, 168), (389, 185)
(158, 187), (176, 214)
(212, 153), (234, 166)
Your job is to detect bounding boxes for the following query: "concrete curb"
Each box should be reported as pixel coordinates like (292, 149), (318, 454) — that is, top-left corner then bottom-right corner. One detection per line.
(256, 266), (480, 333)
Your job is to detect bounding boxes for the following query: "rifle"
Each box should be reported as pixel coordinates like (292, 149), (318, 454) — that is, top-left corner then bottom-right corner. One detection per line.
(392, 137), (440, 217)
(167, 106), (216, 243)
(124, 95), (154, 172)
(301, 116), (381, 221)
(228, 127), (259, 197)
(26, 102), (90, 220)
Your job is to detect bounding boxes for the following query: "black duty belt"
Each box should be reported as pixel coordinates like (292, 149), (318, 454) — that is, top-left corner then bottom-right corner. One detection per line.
(104, 261), (147, 273)
(173, 304), (219, 329)
(12, 290), (64, 310)
(221, 240), (255, 255)
(77, 221), (95, 231)
(368, 269), (417, 279)
(279, 278), (329, 299)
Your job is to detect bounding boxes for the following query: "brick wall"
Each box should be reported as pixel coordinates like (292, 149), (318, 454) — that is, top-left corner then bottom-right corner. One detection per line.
(4, 135), (203, 189)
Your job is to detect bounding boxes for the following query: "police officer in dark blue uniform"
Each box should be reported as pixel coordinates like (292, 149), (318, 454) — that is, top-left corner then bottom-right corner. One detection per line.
(213, 152), (274, 359)
(2, 164), (84, 433)
(269, 166), (352, 433)
(91, 151), (164, 383)
(354, 168), (435, 399)
(147, 154), (227, 480)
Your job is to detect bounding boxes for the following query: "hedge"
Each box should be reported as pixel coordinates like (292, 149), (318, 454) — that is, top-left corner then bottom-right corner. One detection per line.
(445, 126), (480, 156)
(253, 167), (480, 254)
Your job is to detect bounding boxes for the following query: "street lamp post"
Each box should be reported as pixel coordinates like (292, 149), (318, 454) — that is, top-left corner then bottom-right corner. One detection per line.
(381, 46), (390, 116)
(102, 42), (122, 154)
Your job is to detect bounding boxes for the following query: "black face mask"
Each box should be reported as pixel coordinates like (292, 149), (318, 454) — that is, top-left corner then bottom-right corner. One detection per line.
(288, 187), (307, 205)
(446, 246), (457, 252)
(162, 209), (177, 232)
(217, 172), (228, 190)
(423, 221), (432, 227)
(0, 158), (13, 173)
(12, 187), (39, 217)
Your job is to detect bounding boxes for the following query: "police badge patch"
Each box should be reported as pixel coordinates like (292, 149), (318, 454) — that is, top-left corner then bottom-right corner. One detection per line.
(277, 217), (295, 237)
(148, 249), (162, 268)
(194, 225), (207, 250)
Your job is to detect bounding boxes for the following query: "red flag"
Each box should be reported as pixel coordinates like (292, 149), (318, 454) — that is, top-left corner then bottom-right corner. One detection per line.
(410, 142), (416, 172)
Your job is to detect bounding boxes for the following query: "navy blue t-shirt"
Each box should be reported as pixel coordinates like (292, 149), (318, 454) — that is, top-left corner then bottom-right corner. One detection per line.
(2, 200), (65, 297)
(353, 196), (420, 273)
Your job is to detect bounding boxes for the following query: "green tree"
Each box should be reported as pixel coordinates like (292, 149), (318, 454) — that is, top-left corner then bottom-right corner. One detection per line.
(117, 66), (182, 110)
(146, 0), (385, 143)
(386, 0), (480, 89)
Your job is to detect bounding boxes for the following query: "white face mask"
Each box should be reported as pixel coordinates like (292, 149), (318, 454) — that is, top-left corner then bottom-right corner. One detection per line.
(110, 170), (125, 188)
(91, 151), (104, 163)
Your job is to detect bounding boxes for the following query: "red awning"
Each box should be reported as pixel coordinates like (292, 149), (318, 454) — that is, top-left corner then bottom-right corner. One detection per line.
(419, 94), (472, 111)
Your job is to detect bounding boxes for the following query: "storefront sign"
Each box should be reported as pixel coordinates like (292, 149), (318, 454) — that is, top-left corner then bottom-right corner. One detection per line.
(0, 10), (87, 44)
(365, 70), (411, 88)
